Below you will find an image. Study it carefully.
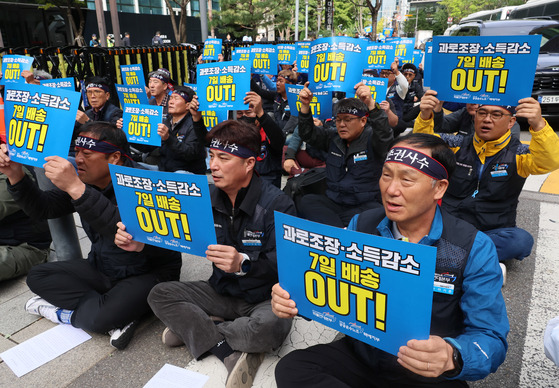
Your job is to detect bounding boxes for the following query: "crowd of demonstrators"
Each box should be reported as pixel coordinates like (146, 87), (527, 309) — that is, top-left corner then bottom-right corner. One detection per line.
(272, 133), (509, 387)
(295, 81), (393, 228)
(414, 89), (559, 281)
(0, 122), (181, 350)
(117, 120), (296, 388)
(3, 35), (559, 387)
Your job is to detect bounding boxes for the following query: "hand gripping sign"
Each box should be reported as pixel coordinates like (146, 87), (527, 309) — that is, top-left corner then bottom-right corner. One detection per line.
(275, 212), (436, 356)
(0, 55), (34, 85)
(109, 164), (216, 256)
(430, 35), (541, 105)
(3, 84), (80, 167)
(197, 61), (251, 111)
(202, 39), (223, 61)
(285, 84), (332, 121)
(309, 37), (367, 95)
(122, 104), (163, 146)
(184, 83), (228, 129)
(358, 76), (388, 104)
(120, 64), (147, 88)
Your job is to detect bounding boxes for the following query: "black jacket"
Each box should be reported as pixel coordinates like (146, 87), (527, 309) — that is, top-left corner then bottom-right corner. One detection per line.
(8, 171), (181, 282)
(209, 175), (296, 304)
(298, 107), (392, 206)
(159, 114), (207, 173)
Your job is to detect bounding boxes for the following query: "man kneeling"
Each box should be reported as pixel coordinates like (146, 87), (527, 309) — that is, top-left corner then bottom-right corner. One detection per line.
(271, 133), (509, 387)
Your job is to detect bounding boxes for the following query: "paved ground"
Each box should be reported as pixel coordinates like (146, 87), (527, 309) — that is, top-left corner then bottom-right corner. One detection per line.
(1, 131), (559, 387)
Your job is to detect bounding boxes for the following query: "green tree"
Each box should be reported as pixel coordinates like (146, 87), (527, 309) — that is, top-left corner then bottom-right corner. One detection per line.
(37, 0), (86, 46)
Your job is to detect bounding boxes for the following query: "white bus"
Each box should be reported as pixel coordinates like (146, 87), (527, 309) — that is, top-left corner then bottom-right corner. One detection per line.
(460, 6), (517, 23)
(509, 0), (559, 21)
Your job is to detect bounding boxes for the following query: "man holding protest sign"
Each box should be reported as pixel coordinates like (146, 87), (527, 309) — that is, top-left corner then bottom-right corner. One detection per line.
(296, 81), (392, 227)
(139, 120), (296, 388)
(272, 133), (509, 386)
(148, 68), (174, 119)
(414, 90), (559, 269)
(0, 122), (181, 350)
(157, 86), (207, 174)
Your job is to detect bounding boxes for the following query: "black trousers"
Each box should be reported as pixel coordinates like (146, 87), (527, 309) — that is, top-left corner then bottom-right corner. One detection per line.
(275, 338), (468, 388)
(299, 194), (381, 228)
(26, 259), (158, 333)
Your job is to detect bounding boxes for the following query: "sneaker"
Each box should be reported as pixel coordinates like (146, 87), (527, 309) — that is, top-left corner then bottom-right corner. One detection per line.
(25, 296), (60, 324)
(225, 351), (264, 388)
(109, 320), (139, 350)
(500, 262), (507, 287)
(162, 327), (184, 347)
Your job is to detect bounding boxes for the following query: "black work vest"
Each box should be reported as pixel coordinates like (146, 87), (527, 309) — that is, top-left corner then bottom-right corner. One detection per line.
(345, 207), (477, 382)
(443, 135), (526, 231)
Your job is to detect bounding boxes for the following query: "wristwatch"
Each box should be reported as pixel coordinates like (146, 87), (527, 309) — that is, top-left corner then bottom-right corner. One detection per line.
(235, 253), (251, 276)
(443, 340), (464, 378)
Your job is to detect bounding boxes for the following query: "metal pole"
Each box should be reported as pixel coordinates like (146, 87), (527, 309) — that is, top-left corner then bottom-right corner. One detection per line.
(295, 0), (300, 41)
(200, 0), (209, 40)
(305, 0), (309, 39)
(109, 0), (122, 46)
(94, 0), (107, 47)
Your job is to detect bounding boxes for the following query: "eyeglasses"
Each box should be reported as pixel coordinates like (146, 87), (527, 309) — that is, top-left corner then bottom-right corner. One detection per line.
(86, 89), (106, 97)
(335, 116), (360, 125)
(475, 109), (512, 121)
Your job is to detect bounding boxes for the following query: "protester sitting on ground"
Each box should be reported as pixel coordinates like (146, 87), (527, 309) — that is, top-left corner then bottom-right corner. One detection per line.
(380, 58), (408, 114)
(156, 86), (207, 174)
(251, 70), (299, 136)
(75, 77), (122, 129)
(0, 169), (51, 282)
(116, 120), (296, 388)
(282, 118), (327, 177)
(414, 90), (559, 274)
(432, 102), (521, 140)
(272, 133), (509, 387)
(147, 68), (174, 120)
(296, 81), (392, 227)
(0, 122), (181, 350)
(236, 91), (285, 188)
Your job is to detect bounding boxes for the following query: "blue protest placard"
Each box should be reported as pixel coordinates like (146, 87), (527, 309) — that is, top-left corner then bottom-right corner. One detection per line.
(40, 78), (76, 91)
(413, 50), (424, 65)
(201, 110), (229, 129)
(231, 47), (252, 62)
(109, 164), (216, 256)
(183, 83), (229, 128)
(3, 84), (80, 167)
(115, 84), (149, 106)
(197, 61), (250, 111)
(393, 38), (415, 63)
(359, 76), (388, 103)
(365, 43), (395, 70)
(383, 28), (394, 38)
(285, 84), (332, 120)
(0, 55), (34, 85)
(120, 64), (146, 88)
(202, 39), (223, 61)
(251, 45), (278, 75)
(430, 35), (541, 105)
(277, 44), (297, 65)
(296, 49), (310, 74)
(424, 42), (433, 87)
(275, 212), (436, 356)
(122, 104), (162, 146)
(309, 37), (367, 95)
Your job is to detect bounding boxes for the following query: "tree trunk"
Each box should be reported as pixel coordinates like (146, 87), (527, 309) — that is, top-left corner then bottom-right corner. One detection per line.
(164, 0), (180, 43)
(366, 0), (382, 40)
(179, 3), (187, 42)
